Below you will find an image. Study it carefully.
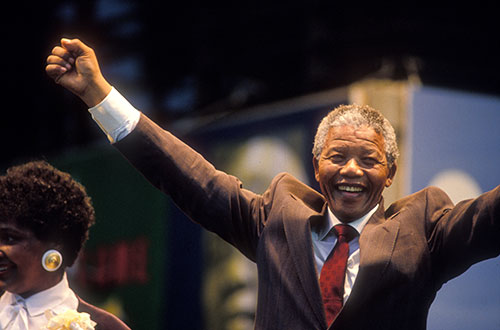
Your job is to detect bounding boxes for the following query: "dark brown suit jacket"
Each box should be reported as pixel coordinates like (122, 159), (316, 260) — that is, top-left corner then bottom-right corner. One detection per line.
(116, 114), (500, 330)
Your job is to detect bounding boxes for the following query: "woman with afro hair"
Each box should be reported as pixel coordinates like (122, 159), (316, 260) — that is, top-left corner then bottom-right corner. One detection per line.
(0, 160), (130, 330)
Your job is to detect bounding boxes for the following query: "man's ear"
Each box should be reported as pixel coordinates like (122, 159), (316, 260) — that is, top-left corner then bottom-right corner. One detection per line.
(312, 156), (320, 182)
(385, 161), (398, 187)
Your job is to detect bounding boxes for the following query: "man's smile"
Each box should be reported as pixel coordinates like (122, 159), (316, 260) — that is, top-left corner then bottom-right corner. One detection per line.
(336, 184), (365, 193)
(335, 183), (367, 198)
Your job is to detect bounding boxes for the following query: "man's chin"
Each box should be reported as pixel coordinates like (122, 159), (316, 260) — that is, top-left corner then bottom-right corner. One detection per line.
(331, 209), (359, 223)
(331, 201), (370, 222)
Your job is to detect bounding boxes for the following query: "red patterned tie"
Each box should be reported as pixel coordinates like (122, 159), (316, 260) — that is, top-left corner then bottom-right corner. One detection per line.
(320, 224), (358, 325)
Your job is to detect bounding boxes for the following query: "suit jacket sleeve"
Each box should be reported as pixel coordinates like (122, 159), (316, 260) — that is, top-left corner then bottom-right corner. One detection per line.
(425, 185), (500, 284)
(115, 114), (277, 261)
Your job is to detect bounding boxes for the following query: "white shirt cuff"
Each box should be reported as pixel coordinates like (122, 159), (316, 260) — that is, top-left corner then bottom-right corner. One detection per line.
(88, 87), (141, 143)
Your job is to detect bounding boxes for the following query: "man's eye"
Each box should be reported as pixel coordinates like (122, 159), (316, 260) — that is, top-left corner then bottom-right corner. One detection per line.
(362, 157), (378, 166)
(329, 155), (345, 163)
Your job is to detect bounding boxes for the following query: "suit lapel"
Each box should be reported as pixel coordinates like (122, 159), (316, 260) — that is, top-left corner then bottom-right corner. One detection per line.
(342, 202), (400, 311)
(282, 194), (327, 327)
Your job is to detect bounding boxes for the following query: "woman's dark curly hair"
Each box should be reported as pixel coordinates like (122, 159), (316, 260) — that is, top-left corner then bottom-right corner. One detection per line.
(0, 160), (95, 267)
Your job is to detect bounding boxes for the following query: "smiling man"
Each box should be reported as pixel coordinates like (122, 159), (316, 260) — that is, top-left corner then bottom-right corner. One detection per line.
(46, 38), (500, 330)
(312, 106), (398, 223)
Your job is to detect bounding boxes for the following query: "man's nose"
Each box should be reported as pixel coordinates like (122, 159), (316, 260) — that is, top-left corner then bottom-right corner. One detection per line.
(340, 158), (363, 177)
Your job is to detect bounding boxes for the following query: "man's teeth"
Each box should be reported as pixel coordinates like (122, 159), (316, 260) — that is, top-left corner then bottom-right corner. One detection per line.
(338, 185), (363, 192)
(0, 266), (7, 272)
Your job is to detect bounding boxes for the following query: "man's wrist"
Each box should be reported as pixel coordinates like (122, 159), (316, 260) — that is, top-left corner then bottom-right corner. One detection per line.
(81, 77), (113, 107)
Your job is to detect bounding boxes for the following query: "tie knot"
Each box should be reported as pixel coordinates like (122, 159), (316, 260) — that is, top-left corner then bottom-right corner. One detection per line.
(333, 224), (358, 242)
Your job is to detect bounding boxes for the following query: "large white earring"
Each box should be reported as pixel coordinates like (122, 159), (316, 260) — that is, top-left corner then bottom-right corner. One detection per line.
(42, 249), (63, 272)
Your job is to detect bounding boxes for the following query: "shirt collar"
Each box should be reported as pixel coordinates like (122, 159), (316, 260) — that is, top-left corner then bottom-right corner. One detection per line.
(0, 272), (78, 317)
(315, 204), (379, 241)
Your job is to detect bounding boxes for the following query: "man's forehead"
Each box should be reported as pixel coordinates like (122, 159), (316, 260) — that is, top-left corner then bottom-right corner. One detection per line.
(326, 125), (385, 146)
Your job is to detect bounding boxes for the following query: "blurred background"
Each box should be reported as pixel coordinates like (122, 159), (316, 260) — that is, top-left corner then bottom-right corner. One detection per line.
(2, 1), (500, 329)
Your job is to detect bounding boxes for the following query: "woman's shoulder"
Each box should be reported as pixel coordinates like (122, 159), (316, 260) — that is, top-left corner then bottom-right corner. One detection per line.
(77, 296), (131, 330)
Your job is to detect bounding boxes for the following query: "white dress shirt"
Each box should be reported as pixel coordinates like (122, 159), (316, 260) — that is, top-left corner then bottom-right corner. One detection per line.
(0, 273), (79, 329)
(311, 205), (377, 303)
(88, 87), (379, 305)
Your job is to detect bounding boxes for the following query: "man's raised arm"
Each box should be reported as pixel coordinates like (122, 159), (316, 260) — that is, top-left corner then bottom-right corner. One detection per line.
(45, 37), (264, 260)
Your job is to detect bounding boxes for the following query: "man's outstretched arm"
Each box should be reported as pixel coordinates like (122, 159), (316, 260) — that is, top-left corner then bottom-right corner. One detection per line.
(46, 37), (265, 259)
